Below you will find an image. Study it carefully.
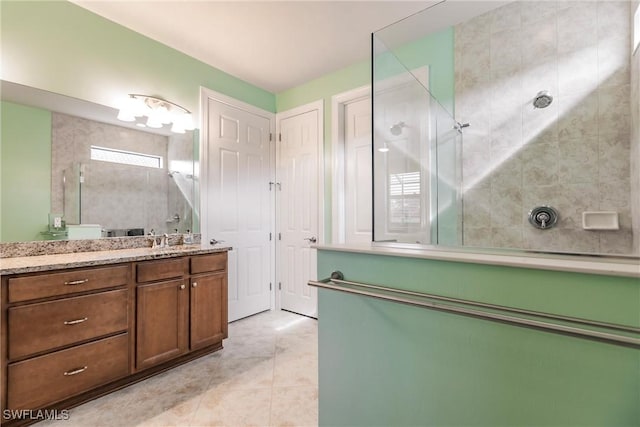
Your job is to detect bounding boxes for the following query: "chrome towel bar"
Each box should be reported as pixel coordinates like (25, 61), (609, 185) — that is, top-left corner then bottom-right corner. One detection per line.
(309, 271), (640, 349)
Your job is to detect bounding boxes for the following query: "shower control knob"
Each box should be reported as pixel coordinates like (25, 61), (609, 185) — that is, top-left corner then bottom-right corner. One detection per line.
(536, 212), (550, 228)
(528, 206), (558, 230)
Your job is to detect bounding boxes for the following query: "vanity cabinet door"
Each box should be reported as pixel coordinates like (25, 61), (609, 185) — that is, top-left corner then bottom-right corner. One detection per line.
(190, 272), (228, 350)
(136, 279), (188, 370)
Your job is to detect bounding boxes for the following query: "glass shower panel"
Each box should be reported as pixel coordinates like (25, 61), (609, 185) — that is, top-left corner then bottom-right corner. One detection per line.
(372, 28), (461, 246)
(63, 162), (82, 225)
(432, 100), (462, 247)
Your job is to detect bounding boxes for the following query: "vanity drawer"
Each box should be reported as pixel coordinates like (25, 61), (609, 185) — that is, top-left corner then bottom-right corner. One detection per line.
(7, 333), (129, 410)
(136, 258), (186, 283)
(191, 252), (227, 274)
(8, 289), (128, 360)
(8, 264), (130, 303)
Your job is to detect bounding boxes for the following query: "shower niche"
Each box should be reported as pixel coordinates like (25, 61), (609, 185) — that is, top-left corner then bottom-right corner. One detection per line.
(372, 0), (639, 256)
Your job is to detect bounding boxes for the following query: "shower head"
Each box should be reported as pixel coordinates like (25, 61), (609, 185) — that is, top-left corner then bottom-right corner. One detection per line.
(533, 91), (553, 109)
(390, 121), (406, 136)
(169, 170), (194, 179)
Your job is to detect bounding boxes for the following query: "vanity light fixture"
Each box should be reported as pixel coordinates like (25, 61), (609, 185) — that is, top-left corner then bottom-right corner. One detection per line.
(117, 94), (194, 134)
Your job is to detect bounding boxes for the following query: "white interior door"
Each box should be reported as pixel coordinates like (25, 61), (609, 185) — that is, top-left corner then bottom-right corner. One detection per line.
(277, 101), (322, 318)
(202, 91), (274, 322)
(344, 97), (372, 244)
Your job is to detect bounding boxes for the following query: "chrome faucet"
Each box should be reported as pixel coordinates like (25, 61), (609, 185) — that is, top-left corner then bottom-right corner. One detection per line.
(148, 229), (159, 249)
(160, 233), (169, 248)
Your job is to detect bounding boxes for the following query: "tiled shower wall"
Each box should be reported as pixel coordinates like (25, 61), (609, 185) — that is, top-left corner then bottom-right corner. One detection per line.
(632, 1), (639, 254)
(52, 113), (170, 234)
(455, 0), (635, 254)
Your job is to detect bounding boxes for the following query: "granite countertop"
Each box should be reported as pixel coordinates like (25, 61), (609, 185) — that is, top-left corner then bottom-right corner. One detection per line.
(0, 244), (232, 275)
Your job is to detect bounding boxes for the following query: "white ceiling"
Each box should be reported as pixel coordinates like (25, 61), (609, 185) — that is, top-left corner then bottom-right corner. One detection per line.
(71, 1), (437, 93)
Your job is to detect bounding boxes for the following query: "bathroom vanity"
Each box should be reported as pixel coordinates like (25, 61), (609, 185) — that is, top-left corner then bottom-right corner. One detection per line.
(0, 245), (229, 426)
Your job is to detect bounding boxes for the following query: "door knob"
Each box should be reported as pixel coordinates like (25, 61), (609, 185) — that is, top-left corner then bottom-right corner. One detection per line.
(192, 282), (198, 288)
(304, 237), (317, 243)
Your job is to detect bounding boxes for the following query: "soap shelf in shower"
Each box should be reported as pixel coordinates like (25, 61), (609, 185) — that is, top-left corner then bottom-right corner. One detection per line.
(582, 211), (619, 230)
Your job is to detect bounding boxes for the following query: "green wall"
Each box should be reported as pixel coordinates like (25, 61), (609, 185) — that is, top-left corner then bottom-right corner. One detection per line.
(0, 1), (275, 114)
(318, 249), (640, 426)
(276, 28), (454, 242)
(1, 102), (52, 242)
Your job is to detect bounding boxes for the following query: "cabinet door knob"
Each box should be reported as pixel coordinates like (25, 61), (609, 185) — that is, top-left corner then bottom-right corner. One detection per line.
(192, 282), (198, 288)
(180, 284), (186, 290)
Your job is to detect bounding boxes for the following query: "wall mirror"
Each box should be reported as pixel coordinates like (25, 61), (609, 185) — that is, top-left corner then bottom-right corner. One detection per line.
(372, 0), (639, 257)
(1, 80), (199, 243)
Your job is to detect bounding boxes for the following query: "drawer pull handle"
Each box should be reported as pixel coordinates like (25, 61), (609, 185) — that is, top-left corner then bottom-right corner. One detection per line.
(64, 317), (88, 325)
(63, 366), (88, 376)
(192, 282), (198, 288)
(64, 279), (89, 286)
(180, 284), (186, 290)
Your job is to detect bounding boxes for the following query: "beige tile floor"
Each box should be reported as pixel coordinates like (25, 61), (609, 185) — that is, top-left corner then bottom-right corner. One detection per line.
(39, 310), (318, 427)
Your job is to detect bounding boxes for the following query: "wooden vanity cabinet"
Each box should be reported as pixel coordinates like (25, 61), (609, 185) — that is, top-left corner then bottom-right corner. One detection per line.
(1, 250), (228, 426)
(135, 253), (228, 370)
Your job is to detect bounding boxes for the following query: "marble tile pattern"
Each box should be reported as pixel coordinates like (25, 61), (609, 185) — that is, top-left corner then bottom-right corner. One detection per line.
(455, 0), (636, 255)
(631, 1), (640, 254)
(37, 310), (319, 427)
(51, 114), (194, 236)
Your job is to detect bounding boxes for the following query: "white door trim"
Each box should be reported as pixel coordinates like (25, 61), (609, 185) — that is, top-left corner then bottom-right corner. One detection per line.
(199, 87), (277, 312)
(331, 85), (370, 244)
(275, 99), (324, 312)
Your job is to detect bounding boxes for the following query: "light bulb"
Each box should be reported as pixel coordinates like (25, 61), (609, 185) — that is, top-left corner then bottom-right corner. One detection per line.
(131, 96), (148, 116)
(157, 105), (172, 124)
(117, 109), (136, 122)
(146, 115), (163, 129)
(171, 121), (185, 134)
(181, 113), (195, 130)
(117, 96), (137, 122)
